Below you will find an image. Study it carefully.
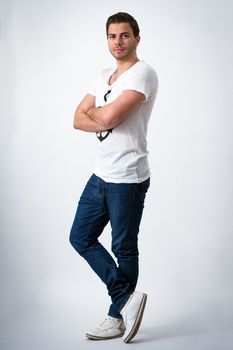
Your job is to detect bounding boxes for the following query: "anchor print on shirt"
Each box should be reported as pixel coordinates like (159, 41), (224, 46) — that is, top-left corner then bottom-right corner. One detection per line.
(96, 89), (113, 142)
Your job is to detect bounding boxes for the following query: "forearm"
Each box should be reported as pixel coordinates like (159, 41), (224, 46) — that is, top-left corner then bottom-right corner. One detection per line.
(73, 110), (105, 132)
(87, 89), (144, 128)
(87, 106), (120, 129)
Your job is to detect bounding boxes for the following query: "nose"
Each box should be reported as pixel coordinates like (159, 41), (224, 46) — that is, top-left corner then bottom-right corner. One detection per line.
(114, 36), (123, 46)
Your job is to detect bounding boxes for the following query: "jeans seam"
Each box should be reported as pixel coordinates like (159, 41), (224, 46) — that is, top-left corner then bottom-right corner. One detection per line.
(124, 184), (137, 248)
(86, 204), (108, 243)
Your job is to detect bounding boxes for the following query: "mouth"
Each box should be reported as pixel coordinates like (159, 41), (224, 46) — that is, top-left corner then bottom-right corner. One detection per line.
(113, 48), (125, 53)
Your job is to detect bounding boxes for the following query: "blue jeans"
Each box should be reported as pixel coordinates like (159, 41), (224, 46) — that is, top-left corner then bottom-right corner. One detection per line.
(69, 174), (150, 319)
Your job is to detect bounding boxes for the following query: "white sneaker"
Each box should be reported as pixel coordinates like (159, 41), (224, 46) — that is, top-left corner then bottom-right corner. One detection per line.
(86, 316), (125, 340)
(120, 291), (147, 343)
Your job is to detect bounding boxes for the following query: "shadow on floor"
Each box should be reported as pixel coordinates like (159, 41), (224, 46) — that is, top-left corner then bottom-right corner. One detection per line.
(132, 313), (233, 344)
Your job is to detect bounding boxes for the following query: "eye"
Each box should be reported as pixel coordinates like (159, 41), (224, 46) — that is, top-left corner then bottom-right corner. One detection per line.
(122, 33), (130, 38)
(108, 34), (115, 40)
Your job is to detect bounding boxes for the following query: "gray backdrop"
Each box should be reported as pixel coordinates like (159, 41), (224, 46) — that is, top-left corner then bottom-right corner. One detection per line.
(1, 0), (233, 349)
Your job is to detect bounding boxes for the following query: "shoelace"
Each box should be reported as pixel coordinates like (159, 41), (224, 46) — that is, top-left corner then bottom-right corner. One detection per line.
(99, 316), (119, 330)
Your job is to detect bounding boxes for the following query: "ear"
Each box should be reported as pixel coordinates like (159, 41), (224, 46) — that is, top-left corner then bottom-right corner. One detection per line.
(136, 36), (140, 45)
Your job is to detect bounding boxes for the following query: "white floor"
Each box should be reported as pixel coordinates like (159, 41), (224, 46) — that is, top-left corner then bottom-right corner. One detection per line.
(1, 296), (233, 350)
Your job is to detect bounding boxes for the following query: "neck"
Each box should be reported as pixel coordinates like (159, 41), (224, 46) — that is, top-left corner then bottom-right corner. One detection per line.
(108, 55), (139, 86)
(116, 56), (139, 74)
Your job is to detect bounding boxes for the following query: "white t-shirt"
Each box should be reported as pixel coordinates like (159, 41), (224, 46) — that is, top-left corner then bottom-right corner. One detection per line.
(88, 60), (158, 183)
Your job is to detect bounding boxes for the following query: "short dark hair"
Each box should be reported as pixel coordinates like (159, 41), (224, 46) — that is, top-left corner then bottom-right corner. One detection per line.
(106, 12), (140, 38)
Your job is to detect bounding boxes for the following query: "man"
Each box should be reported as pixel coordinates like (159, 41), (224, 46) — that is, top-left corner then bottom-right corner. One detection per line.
(70, 12), (158, 343)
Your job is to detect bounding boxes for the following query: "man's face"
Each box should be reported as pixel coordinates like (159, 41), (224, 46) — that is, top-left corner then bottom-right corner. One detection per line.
(107, 22), (140, 61)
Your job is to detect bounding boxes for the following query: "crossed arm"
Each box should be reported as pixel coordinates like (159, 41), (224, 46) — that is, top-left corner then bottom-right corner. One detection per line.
(73, 90), (145, 132)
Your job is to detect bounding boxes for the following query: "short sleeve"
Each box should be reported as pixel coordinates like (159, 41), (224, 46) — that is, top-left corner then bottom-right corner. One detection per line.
(122, 65), (158, 101)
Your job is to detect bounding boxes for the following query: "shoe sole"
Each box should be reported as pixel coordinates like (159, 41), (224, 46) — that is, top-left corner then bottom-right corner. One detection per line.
(124, 293), (147, 343)
(86, 332), (124, 340)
